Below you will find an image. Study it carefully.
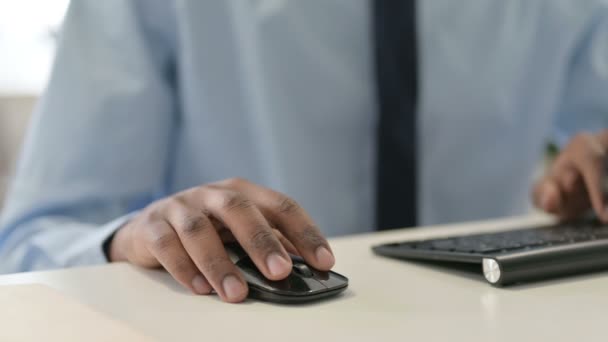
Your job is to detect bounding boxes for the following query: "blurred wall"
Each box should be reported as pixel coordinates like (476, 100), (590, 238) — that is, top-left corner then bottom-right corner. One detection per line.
(0, 96), (35, 208)
(0, 1), (66, 209)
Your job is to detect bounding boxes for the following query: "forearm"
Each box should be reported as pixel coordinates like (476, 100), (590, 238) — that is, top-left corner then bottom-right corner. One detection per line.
(0, 213), (134, 274)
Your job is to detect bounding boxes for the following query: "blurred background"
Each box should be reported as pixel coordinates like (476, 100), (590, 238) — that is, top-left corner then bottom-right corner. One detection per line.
(0, 0), (68, 208)
(0, 1), (554, 214)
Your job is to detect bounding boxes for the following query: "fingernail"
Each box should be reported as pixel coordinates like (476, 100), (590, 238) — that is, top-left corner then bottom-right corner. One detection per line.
(315, 246), (335, 269)
(222, 275), (246, 301)
(266, 253), (291, 278)
(192, 274), (211, 294)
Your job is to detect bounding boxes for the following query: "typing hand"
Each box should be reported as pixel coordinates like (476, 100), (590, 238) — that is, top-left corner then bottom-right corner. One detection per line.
(108, 178), (334, 303)
(533, 131), (608, 222)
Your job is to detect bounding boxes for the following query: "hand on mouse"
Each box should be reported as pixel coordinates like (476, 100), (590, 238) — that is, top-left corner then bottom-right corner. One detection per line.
(107, 178), (335, 303)
(532, 130), (608, 222)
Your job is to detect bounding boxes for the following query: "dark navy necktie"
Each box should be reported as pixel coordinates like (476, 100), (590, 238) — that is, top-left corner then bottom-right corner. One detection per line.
(373, 0), (419, 230)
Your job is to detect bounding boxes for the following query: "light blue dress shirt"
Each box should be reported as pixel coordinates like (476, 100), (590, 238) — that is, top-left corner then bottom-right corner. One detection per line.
(1, 0), (608, 274)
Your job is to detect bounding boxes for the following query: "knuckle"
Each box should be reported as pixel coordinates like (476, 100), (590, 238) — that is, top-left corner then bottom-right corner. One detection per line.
(147, 226), (176, 252)
(145, 197), (182, 221)
(170, 195), (190, 208)
(572, 133), (606, 161)
(148, 196), (169, 209)
(249, 227), (280, 252)
(589, 153), (604, 165)
(142, 201), (166, 222)
(219, 177), (249, 188)
(572, 133), (593, 149)
(296, 225), (327, 248)
(202, 255), (232, 276)
(221, 191), (253, 212)
(171, 255), (195, 276)
(180, 214), (212, 237)
(277, 196), (300, 215)
(572, 133), (586, 145)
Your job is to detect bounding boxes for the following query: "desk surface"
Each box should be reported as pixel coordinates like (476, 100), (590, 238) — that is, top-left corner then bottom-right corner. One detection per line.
(0, 215), (606, 342)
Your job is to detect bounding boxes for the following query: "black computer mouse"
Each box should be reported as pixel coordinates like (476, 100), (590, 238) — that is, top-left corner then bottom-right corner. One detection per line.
(226, 243), (349, 304)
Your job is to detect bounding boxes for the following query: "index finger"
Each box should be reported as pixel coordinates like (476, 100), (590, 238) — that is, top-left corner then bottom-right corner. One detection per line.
(578, 156), (607, 221)
(222, 179), (335, 271)
(195, 186), (293, 281)
(576, 134), (608, 221)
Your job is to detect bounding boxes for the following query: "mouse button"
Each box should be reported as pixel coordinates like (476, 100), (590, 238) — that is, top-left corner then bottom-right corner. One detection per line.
(310, 269), (330, 281)
(257, 273), (322, 294)
(236, 258), (322, 293)
(292, 263), (314, 277)
(282, 274), (324, 293)
(315, 271), (349, 289)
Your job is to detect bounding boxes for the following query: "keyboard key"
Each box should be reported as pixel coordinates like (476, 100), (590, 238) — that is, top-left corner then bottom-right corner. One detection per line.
(431, 239), (457, 251)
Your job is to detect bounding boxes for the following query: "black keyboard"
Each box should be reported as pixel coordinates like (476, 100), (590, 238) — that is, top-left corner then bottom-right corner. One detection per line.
(372, 220), (608, 286)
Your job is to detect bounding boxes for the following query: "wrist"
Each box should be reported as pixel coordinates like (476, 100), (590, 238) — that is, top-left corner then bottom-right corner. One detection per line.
(108, 223), (131, 262)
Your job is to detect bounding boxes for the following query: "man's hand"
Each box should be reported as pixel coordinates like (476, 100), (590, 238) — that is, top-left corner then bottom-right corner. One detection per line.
(533, 131), (608, 222)
(108, 178), (335, 303)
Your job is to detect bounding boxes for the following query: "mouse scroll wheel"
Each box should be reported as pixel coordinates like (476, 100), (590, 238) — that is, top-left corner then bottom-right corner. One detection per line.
(292, 263), (314, 277)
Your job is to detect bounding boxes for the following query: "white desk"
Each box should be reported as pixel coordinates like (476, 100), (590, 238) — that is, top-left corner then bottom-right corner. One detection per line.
(0, 215), (606, 342)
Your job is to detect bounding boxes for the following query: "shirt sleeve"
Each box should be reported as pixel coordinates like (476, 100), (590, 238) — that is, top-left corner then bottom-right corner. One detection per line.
(553, 6), (608, 147)
(0, 0), (177, 273)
